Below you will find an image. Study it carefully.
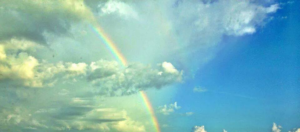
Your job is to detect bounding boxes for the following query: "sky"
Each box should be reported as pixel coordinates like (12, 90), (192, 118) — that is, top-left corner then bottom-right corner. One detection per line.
(0, 0), (299, 132)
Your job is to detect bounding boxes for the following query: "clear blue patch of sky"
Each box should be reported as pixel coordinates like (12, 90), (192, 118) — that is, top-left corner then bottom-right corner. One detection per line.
(154, 1), (300, 132)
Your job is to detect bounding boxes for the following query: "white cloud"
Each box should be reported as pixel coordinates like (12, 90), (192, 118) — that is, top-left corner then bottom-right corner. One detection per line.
(162, 62), (179, 74)
(193, 87), (208, 93)
(90, 62), (182, 96)
(273, 123), (282, 132)
(0, 40), (42, 87)
(0, 41), (182, 90)
(289, 128), (300, 132)
(98, 0), (138, 19)
(66, 62), (88, 76)
(194, 126), (207, 132)
(266, 4), (280, 13)
(0, 45), (6, 60)
(158, 102), (181, 115)
(185, 112), (194, 116)
(294, 128), (300, 132)
(192, 123), (300, 132)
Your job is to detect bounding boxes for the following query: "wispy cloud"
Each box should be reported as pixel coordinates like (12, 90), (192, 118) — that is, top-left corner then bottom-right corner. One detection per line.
(193, 87), (208, 93)
(193, 86), (255, 100)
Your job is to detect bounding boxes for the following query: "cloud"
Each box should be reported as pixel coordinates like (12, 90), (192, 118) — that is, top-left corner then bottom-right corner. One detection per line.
(185, 112), (194, 116)
(98, 0), (138, 19)
(273, 123), (282, 132)
(192, 123), (300, 132)
(0, 105), (145, 132)
(0, 39), (42, 87)
(90, 61), (182, 96)
(193, 87), (208, 93)
(79, 0), (279, 74)
(0, 0), (94, 44)
(0, 35), (181, 131)
(0, 0), (280, 131)
(0, 40), (182, 90)
(290, 128), (300, 132)
(0, 38), (181, 131)
(158, 102), (181, 115)
(193, 126), (207, 132)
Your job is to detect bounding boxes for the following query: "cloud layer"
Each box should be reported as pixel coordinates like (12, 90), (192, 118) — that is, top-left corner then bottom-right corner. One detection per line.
(0, 0), (280, 131)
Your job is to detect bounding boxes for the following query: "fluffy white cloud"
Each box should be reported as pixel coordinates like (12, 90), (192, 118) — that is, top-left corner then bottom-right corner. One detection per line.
(98, 0), (138, 19)
(0, 39), (42, 87)
(158, 102), (181, 115)
(194, 126), (207, 132)
(162, 62), (180, 74)
(273, 123), (282, 132)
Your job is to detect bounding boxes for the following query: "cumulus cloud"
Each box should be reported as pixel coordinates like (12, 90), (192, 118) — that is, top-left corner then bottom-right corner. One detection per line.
(272, 123), (300, 132)
(91, 62), (182, 96)
(98, 0), (138, 19)
(158, 102), (181, 115)
(0, 39), (42, 87)
(193, 126), (207, 132)
(273, 123), (282, 132)
(0, 39), (182, 90)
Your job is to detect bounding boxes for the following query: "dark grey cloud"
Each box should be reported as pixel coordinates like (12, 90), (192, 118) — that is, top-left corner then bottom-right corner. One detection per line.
(0, 0), (93, 44)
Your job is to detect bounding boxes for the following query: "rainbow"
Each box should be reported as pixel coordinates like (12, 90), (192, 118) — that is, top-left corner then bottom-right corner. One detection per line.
(90, 25), (127, 67)
(91, 24), (160, 132)
(140, 91), (161, 132)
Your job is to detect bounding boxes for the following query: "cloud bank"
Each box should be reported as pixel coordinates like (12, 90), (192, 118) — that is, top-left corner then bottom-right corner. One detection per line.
(0, 0), (280, 131)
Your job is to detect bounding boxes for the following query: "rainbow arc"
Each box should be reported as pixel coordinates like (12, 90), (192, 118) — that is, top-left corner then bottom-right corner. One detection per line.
(90, 23), (160, 132)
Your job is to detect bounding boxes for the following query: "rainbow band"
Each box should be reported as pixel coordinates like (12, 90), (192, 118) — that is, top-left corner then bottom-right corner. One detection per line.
(140, 91), (161, 132)
(91, 24), (160, 132)
(91, 25), (127, 67)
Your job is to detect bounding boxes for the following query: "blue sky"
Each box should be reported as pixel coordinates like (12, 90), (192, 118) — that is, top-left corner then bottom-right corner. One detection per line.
(149, 1), (300, 132)
(0, 0), (299, 132)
